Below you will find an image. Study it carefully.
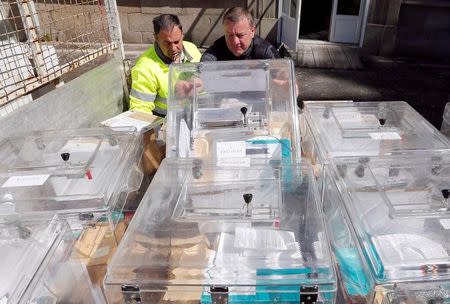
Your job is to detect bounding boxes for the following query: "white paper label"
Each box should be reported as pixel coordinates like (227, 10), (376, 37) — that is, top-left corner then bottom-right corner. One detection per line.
(369, 132), (401, 140)
(217, 157), (251, 167)
(440, 219), (450, 230)
(216, 141), (246, 158)
(2, 175), (49, 188)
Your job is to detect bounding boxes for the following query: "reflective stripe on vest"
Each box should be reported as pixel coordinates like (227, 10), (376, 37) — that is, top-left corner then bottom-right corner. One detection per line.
(130, 88), (156, 102)
(154, 96), (167, 115)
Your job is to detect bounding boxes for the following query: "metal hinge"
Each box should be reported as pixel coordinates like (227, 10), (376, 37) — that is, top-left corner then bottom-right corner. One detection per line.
(300, 285), (319, 304)
(210, 286), (229, 304)
(121, 284), (141, 304)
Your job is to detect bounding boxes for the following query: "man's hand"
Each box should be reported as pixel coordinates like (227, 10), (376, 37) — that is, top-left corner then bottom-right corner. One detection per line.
(272, 69), (299, 96)
(175, 78), (203, 98)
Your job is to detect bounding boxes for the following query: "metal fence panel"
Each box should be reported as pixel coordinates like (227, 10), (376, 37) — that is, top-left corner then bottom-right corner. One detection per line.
(0, 0), (121, 105)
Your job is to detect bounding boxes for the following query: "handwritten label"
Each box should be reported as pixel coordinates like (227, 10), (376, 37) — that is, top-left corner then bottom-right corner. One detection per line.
(2, 175), (49, 188)
(369, 132), (401, 140)
(216, 141), (246, 158)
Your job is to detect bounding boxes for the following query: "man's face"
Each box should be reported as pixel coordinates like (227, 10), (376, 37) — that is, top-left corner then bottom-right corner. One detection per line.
(155, 26), (184, 62)
(224, 17), (255, 57)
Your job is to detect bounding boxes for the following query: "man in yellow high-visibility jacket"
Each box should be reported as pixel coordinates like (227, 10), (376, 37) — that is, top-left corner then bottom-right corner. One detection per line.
(130, 14), (201, 116)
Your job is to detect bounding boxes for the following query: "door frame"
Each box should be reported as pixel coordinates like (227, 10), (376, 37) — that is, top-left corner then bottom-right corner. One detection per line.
(278, 0), (371, 47)
(277, 0), (301, 50)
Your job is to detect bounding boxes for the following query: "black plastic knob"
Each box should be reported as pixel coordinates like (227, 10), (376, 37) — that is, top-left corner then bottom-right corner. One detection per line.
(297, 96), (304, 110)
(442, 189), (449, 199)
(322, 107), (330, 119)
(243, 193), (253, 205)
(61, 152), (70, 162)
(240, 107), (248, 116)
(354, 164), (365, 178)
(379, 118), (386, 126)
(427, 298), (444, 304)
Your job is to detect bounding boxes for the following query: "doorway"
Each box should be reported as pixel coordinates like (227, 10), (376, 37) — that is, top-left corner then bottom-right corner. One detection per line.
(298, 0), (333, 41)
(279, 0), (369, 49)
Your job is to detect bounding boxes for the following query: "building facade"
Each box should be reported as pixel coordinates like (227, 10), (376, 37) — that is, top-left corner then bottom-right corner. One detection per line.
(117, 0), (450, 59)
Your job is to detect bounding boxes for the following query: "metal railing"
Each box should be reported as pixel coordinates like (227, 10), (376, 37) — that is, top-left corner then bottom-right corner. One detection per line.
(0, 0), (121, 105)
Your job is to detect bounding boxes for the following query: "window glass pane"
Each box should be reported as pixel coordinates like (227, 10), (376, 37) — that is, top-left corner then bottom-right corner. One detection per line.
(289, 0), (298, 18)
(337, 0), (361, 16)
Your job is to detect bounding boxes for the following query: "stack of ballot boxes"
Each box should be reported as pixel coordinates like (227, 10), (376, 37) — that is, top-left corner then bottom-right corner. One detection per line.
(302, 101), (450, 303)
(104, 59), (339, 303)
(0, 127), (145, 292)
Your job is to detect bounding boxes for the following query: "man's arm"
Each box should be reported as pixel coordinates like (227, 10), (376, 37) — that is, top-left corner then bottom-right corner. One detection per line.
(129, 66), (158, 113)
(265, 43), (281, 59)
(200, 44), (218, 61)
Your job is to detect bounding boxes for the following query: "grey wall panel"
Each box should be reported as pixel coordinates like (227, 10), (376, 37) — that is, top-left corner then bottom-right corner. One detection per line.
(0, 55), (125, 139)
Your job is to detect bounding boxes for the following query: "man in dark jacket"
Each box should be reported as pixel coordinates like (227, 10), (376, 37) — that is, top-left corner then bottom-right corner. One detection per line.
(201, 7), (280, 61)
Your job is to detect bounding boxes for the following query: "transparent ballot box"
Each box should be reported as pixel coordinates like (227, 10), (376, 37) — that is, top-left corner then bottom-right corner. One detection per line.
(166, 59), (301, 161)
(104, 158), (337, 303)
(0, 215), (98, 303)
(302, 101), (450, 166)
(442, 102), (450, 138)
(321, 156), (450, 303)
(0, 127), (143, 231)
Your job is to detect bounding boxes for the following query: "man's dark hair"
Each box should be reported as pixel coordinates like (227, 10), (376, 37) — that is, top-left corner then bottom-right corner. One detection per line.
(223, 7), (254, 27)
(153, 14), (182, 35)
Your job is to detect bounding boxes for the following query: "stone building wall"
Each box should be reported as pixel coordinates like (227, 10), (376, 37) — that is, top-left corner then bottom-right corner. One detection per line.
(363, 0), (402, 56)
(117, 0), (279, 47)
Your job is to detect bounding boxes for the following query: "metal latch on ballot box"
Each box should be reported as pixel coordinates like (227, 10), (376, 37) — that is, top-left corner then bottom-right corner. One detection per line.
(210, 286), (229, 304)
(121, 284), (142, 304)
(210, 285), (319, 304)
(300, 285), (319, 304)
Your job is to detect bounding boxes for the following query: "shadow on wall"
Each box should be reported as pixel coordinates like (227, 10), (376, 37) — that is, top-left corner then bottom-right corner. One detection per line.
(117, 0), (279, 47)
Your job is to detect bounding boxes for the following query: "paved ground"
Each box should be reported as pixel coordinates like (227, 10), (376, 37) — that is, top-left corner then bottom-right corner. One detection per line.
(296, 56), (450, 129)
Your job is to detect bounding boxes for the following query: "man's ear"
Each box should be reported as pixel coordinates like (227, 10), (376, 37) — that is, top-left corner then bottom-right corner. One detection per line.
(250, 25), (256, 37)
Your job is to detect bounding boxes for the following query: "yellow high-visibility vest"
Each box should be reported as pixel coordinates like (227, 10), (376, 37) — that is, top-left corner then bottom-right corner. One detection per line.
(129, 41), (201, 115)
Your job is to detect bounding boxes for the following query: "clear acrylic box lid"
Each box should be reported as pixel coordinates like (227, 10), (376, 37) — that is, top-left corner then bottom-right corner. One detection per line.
(166, 59), (301, 161)
(329, 155), (450, 284)
(106, 158), (335, 297)
(0, 215), (96, 303)
(304, 101), (450, 160)
(0, 127), (142, 216)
